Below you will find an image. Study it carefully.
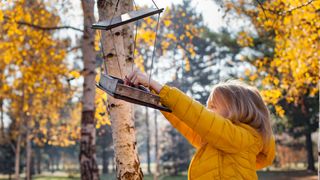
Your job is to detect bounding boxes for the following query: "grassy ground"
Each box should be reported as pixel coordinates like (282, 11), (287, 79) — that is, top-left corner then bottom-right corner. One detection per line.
(31, 174), (187, 180)
(1, 170), (317, 180)
(257, 170), (317, 180)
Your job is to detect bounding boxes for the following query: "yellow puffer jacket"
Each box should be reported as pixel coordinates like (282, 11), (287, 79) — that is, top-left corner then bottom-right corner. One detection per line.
(159, 85), (275, 180)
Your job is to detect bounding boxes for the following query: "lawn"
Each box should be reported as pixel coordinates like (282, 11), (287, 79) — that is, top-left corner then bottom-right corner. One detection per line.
(1, 170), (317, 180)
(32, 174), (187, 180)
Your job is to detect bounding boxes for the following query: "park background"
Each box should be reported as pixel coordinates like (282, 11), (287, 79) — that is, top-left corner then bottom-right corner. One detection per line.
(0, 0), (319, 179)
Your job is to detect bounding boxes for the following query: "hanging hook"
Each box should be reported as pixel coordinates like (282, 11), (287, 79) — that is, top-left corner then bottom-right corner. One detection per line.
(151, 0), (159, 9)
(131, 0), (139, 73)
(148, 12), (161, 89)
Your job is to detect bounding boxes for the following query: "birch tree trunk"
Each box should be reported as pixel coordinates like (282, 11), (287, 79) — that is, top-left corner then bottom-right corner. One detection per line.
(0, 99), (4, 140)
(15, 85), (25, 180)
(25, 129), (32, 180)
(97, 0), (143, 179)
(145, 107), (151, 174)
(153, 110), (159, 180)
(36, 147), (41, 174)
(14, 134), (21, 180)
(80, 0), (99, 179)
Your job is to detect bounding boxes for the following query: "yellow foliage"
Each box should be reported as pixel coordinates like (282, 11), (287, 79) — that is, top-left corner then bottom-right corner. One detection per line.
(185, 58), (190, 72)
(166, 33), (177, 41)
(275, 105), (285, 118)
(69, 70), (81, 79)
(163, 19), (171, 27)
(134, 5), (200, 74)
(94, 32), (100, 51)
(0, 0), (77, 147)
(230, 0), (320, 115)
(0, 10), (3, 22)
(95, 69), (110, 127)
(180, 34), (185, 40)
(161, 41), (170, 50)
(237, 31), (254, 47)
(134, 55), (145, 72)
(95, 86), (111, 127)
(244, 69), (251, 76)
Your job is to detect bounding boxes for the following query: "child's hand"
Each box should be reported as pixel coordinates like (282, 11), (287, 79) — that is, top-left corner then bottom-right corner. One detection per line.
(125, 68), (151, 88)
(125, 68), (163, 93)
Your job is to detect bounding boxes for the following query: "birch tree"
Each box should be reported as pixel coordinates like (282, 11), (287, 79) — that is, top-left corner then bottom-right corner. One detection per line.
(80, 0), (100, 179)
(97, 0), (143, 179)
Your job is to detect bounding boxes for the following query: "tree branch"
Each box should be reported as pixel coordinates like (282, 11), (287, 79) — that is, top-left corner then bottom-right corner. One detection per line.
(67, 45), (82, 53)
(255, 0), (315, 16)
(256, 0), (268, 20)
(3, 16), (83, 32)
(281, 0), (315, 15)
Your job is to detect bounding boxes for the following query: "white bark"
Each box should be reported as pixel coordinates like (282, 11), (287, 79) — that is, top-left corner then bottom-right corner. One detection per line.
(153, 110), (159, 180)
(80, 0), (99, 179)
(97, 0), (143, 179)
(14, 134), (21, 180)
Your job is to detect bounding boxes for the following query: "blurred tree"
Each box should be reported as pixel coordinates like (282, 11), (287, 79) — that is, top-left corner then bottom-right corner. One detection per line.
(79, 0), (100, 179)
(158, 0), (219, 104)
(160, 124), (192, 176)
(96, 125), (113, 174)
(0, 143), (15, 179)
(153, 110), (160, 180)
(0, 1), (77, 179)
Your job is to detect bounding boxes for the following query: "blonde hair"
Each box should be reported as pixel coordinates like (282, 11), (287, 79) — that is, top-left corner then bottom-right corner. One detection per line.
(206, 80), (272, 148)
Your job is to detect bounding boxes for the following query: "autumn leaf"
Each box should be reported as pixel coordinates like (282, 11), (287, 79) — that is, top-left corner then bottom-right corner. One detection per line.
(69, 70), (81, 79)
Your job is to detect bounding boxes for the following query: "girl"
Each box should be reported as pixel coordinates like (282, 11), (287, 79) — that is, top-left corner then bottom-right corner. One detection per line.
(125, 69), (275, 180)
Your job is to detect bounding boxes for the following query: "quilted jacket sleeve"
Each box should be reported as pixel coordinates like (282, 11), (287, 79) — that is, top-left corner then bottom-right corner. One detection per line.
(159, 85), (257, 153)
(161, 111), (203, 149)
(256, 135), (276, 169)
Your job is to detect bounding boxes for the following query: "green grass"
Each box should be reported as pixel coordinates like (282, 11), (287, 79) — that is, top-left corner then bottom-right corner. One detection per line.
(33, 176), (79, 180)
(100, 174), (187, 180)
(1, 174), (187, 180)
(1, 171), (317, 180)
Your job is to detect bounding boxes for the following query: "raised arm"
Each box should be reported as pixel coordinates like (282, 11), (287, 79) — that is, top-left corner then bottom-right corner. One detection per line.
(159, 85), (259, 153)
(124, 69), (259, 153)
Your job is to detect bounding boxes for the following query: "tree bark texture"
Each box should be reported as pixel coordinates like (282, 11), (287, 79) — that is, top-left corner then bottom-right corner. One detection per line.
(36, 148), (41, 174)
(80, 0), (99, 180)
(153, 110), (159, 180)
(145, 107), (151, 174)
(97, 0), (143, 179)
(305, 130), (315, 171)
(15, 86), (25, 180)
(14, 134), (21, 180)
(0, 99), (4, 140)
(25, 130), (32, 180)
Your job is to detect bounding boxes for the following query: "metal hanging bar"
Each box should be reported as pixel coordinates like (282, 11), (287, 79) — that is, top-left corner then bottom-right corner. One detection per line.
(92, 8), (164, 31)
(147, 13), (161, 89)
(132, 0), (139, 72)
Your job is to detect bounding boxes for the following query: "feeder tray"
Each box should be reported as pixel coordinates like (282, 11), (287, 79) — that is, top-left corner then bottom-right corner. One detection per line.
(96, 73), (171, 112)
(92, 8), (164, 30)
